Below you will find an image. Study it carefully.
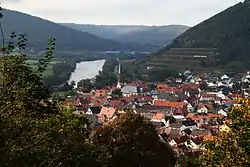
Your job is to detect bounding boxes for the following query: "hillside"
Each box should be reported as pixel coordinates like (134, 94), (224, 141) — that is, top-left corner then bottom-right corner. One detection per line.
(60, 24), (189, 47)
(147, 1), (250, 71)
(0, 9), (130, 52)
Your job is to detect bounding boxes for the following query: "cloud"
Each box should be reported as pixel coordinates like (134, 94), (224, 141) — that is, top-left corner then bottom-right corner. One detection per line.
(3, 0), (244, 26)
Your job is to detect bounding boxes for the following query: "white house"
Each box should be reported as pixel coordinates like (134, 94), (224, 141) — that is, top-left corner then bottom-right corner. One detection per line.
(185, 139), (200, 150)
(221, 74), (229, 80)
(218, 109), (227, 117)
(197, 105), (208, 114)
(184, 100), (194, 112)
(169, 139), (177, 147)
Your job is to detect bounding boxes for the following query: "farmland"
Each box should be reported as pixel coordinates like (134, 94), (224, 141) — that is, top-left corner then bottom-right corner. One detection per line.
(26, 59), (63, 77)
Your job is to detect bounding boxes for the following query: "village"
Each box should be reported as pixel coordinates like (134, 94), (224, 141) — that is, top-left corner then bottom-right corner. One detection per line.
(59, 69), (250, 157)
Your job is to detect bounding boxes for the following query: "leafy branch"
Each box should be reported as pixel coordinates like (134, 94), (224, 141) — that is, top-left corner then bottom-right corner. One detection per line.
(37, 37), (56, 76)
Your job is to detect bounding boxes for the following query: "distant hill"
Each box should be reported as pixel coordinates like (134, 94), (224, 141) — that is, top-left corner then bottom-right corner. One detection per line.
(0, 9), (132, 52)
(147, 1), (250, 71)
(60, 24), (189, 47)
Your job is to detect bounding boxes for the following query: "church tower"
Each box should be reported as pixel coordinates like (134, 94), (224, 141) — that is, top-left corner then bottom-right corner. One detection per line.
(116, 59), (122, 89)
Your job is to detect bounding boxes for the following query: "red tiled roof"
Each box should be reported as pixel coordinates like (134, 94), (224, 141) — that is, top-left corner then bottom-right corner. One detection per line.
(157, 87), (178, 93)
(109, 100), (122, 108)
(99, 107), (116, 119)
(207, 113), (223, 118)
(181, 84), (200, 90)
(201, 93), (216, 98)
(152, 113), (165, 120)
(187, 113), (223, 121)
(95, 89), (107, 97)
(228, 93), (241, 98)
(203, 136), (217, 141)
(121, 97), (133, 104)
(136, 96), (153, 103)
(156, 84), (169, 89)
(154, 100), (185, 108)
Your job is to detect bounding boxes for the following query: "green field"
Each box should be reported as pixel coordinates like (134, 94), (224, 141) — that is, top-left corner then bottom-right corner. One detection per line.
(26, 60), (62, 77)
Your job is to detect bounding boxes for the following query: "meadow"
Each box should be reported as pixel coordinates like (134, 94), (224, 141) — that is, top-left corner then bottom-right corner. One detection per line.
(26, 59), (63, 76)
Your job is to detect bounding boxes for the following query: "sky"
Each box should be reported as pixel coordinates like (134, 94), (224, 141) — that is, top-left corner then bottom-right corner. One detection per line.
(2, 0), (244, 26)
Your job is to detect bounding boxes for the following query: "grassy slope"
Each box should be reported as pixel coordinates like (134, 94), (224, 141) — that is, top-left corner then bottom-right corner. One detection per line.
(1, 9), (128, 52)
(27, 60), (62, 77)
(147, 1), (250, 72)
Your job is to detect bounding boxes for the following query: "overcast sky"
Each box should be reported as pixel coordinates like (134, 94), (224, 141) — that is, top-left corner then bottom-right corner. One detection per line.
(3, 0), (244, 26)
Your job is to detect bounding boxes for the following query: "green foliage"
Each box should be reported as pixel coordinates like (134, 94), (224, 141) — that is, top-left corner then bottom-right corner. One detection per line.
(0, 107), (104, 167)
(0, 11), (178, 167)
(37, 37), (56, 75)
(61, 23), (189, 49)
(154, 1), (250, 70)
(200, 98), (250, 167)
(0, 33), (53, 115)
(0, 33), (103, 167)
(1, 9), (133, 52)
(43, 62), (76, 90)
(147, 69), (179, 82)
(92, 112), (177, 167)
(177, 155), (201, 167)
(94, 72), (117, 89)
(111, 89), (123, 99)
(77, 79), (94, 92)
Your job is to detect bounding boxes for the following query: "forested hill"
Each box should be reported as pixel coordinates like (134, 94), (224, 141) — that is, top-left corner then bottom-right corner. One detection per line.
(60, 24), (189, 47)
(148, 1), (250, 71)
(0, 9), (131, 52)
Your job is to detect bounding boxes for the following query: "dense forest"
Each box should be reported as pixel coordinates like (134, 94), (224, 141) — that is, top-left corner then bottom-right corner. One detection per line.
(0, 6), (249, 167)
(0, 9), (136, 52)
(61, 24), (189, 48)
(151, 0), (250, 71)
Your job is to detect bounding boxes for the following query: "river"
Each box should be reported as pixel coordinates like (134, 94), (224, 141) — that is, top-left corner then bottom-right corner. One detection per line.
(68, 59), (105, 85)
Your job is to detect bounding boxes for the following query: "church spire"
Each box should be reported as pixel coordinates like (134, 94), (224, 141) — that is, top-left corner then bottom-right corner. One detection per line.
(117, 59), (122, 89)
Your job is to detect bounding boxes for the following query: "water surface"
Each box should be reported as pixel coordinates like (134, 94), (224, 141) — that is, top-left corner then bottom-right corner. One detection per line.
(68, 59), (105, 85)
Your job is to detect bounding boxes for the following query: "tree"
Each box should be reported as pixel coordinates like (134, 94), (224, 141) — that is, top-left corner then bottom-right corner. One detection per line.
(111, 88), (123, 99)
(92, 112), (177, 167)
(200, 98), (250, 167)
(0, 33), (56, 116)
(77, 79), (94, 92)
(70, 80), (76, 89)
(0, 30), (103, 166)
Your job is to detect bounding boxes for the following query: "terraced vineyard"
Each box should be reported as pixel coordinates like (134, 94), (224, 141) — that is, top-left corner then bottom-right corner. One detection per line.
(146, 48), (219, 71)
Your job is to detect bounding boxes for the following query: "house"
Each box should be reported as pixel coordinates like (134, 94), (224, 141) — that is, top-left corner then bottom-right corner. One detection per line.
(184, 139), (200, 150)
(218, 109), (227, 117)
(149, 90), (159, 99)
(151, 113), (169, 127)
(86, 106), (101, 115)
(156, 84), (169, 90)
(197, 104), (209, 114)
(242, 72), (250, 83)
(153, 100), (188, 115)
(98, 107), (116, 122)
(200, 92), (217, 102)
(151, 113), (165, 122)
(156, 93), (179, 101)
(95, 89), (108, 97)
(175, 78), (183, 83)
(184, 70), (192, 76)
(190, 129), (212, 137)
(135, 96), (153, 105)
(108, 100), (122, 109)
(184, 100), (194, 112)
(221, 74), (230, 80)
(169, 139), (178, 147)
(157, 87), (178, 94)
(121, 86), (143, 97)
(181, 119), (197, 131)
